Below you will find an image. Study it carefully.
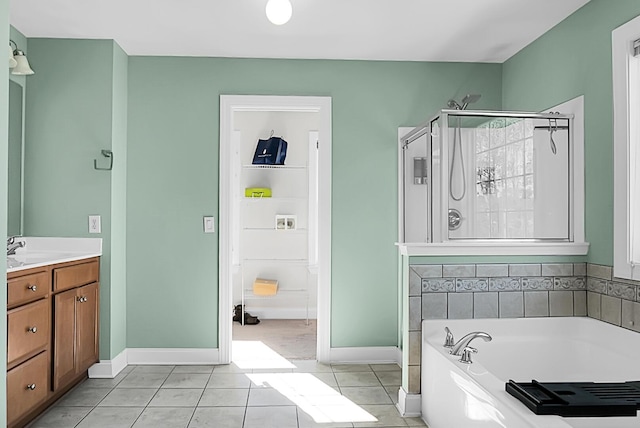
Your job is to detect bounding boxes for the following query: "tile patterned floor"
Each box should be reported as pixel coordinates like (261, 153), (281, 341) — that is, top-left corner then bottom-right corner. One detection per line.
(28, 363), (427, 428)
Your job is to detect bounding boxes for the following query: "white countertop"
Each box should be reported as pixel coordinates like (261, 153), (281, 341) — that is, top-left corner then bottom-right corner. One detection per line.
(7, 237), (102, 273)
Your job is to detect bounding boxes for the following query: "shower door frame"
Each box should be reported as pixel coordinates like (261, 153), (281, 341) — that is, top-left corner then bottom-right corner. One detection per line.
(398, 102), (587, 255)
(434, 109), (576, 243)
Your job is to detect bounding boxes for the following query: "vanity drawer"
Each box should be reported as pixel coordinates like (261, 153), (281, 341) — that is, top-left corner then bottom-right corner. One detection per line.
(7, 271), (50, 307)
(8, 299), (50, 366)
(7, 351), (49, 425)
(53, 259), (99, 292)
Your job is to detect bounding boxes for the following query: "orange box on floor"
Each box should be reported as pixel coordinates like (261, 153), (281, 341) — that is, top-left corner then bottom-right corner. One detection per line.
(253, 278), (278, 295)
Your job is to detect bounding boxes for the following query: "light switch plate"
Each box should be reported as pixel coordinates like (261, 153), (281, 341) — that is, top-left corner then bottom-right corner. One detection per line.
(89, 215), (101, 234)
(203, 216), (215, 233)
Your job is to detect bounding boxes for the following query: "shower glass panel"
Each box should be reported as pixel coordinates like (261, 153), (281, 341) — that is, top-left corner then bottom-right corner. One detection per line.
(431, 111), (572, 242)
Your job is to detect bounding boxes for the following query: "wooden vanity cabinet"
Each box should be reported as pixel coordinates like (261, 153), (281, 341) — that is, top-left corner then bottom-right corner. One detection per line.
(52, 259), (100, 390)
(6, 266), (51, 428)
(53, 282), (99, 390)
(7, 257), (100, 428)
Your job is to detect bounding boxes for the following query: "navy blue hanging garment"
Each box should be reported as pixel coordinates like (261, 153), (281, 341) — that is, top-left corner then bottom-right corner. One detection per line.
(252, 137), (288, 165)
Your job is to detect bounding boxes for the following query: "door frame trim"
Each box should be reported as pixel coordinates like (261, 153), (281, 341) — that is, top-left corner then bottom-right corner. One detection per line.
(219, 95), (332, 363)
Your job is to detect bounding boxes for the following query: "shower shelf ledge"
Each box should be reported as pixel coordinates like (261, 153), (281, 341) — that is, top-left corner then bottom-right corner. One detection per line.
(396, 241), (589, 256)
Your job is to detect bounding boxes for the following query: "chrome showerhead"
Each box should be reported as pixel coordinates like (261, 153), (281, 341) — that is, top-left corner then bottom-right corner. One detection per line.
(446, 94), (481, 110)
(447, 99), (462, 109)
(460, 94), (481, 110)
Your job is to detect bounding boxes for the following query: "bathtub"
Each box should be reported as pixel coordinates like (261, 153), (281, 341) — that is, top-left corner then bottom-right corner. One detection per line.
(421, 317), (640, 428)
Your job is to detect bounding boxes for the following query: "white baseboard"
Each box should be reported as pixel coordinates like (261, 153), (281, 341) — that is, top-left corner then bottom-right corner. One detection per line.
(88, 349), (128, 379)
(397, 387), (422, 417)
(88, 346), (399, 378)
(329, 346), (401, 364)
(127, 348), (221, 365)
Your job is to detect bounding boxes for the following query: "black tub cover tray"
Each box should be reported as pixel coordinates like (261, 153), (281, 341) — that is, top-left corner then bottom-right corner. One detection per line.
(506, 379), (640, 417)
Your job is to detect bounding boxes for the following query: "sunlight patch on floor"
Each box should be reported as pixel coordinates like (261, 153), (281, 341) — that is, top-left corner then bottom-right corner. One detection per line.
(232, 340), (296, 369)
(248, 372), (377, 424)
(232, 340), (377, 424)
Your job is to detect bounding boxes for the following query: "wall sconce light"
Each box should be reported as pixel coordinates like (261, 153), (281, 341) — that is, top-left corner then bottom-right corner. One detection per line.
(8, 45), (16, 68)
(9, 40), (34, 75)
(266, 0), (292, 25)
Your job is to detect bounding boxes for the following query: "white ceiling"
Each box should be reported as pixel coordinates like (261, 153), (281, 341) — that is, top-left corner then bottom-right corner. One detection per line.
(10, 0), (591, 62)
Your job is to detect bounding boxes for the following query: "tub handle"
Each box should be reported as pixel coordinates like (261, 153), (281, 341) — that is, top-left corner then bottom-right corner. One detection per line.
(444, 327), (455, 348)
(459, 346), (477, 364)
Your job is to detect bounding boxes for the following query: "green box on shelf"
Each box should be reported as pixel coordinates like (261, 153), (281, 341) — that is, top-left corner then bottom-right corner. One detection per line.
(245, 187), (272, 198)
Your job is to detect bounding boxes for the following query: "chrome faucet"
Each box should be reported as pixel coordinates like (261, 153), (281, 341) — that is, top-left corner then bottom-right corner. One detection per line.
(7, 236), (25, 256)
(449, 331), (492, 356)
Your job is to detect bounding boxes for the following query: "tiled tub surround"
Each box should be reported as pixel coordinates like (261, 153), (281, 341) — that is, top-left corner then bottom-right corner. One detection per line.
(584, 263), (640, 329)
(405, 262), (587, 397)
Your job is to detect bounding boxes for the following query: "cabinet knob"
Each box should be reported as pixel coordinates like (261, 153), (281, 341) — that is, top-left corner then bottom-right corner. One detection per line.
(26, 384), (36, 391)
(27, 284), (37, 292)
(77, 296), (87, 303)
(27, 326), (37, 334)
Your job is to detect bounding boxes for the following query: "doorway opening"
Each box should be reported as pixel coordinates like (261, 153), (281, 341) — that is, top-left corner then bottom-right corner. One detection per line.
(219, 95), (332, 364)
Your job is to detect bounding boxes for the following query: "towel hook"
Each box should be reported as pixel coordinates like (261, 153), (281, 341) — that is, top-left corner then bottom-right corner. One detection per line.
(94, 149), (113, 171)
(269, 129), (274, 138)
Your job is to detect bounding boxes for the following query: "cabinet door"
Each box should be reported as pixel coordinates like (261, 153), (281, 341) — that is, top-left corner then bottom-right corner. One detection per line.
(53, 289), (77, 390)
(76, 283), (99, 372)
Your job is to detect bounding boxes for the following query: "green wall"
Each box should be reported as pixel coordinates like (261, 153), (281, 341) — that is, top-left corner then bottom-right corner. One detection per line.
(126, 57), (502, 348)
(502, 0), (640, 266)
(109, 43), (128, 357)
(24, 38), (126, 359)
(1, 0), (10, 422)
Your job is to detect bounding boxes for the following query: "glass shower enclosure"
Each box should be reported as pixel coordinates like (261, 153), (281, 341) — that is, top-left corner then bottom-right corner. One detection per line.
(400, 109), (574, 244)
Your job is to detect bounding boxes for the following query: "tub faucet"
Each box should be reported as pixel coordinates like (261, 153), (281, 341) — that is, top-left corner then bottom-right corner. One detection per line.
(7, 236), (25, 256)
(449, 331), (492, 356)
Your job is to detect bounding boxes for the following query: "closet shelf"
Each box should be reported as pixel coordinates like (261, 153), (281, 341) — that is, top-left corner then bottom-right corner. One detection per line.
(243, 164), (307, 170)
(242, 289), (308, 298)
(242, 197), (307, 202)
(241, 259), (309, 264)
(242, 227), (308, 232)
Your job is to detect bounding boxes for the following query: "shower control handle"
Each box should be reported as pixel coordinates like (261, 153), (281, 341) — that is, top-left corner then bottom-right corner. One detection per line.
(448, 209), (462, 230)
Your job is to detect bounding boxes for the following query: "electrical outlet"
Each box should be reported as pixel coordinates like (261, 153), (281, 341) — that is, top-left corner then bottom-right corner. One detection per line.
(89, 215), (101, 234)
(203, 216), (215, 233)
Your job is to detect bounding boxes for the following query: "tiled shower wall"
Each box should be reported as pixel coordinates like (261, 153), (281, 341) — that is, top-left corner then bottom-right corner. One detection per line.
(406, 262), (587, 395)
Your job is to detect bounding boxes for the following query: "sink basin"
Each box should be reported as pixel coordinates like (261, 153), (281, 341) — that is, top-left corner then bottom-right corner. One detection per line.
(6, 257), (25, 268)
(7, 252), (73, 267)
